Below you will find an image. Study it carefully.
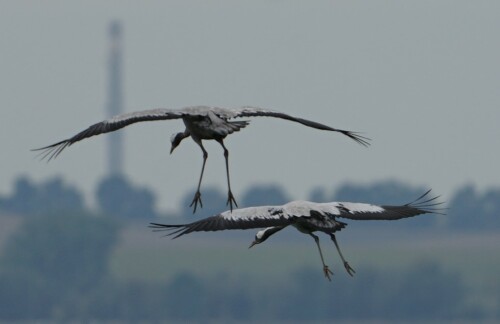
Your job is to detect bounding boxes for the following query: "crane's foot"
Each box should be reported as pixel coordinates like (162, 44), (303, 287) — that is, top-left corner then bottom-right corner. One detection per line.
(226, 190), (238, 212)
(344, 261), (356, 277)
(189, 191), (203, 213)
(323, 265), (333, 281)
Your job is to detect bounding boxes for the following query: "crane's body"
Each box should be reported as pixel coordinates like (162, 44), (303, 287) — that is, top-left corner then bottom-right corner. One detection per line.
(150, 190), (443, 281)
(33, 106), (370, 213)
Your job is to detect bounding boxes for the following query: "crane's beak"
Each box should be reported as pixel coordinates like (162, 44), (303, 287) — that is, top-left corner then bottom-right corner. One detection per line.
(248, 241), (258, 249)
(170, 145), (175, 154)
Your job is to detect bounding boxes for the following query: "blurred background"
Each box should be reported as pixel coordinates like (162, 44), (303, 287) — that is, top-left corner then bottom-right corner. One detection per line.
(1, 1), (499, 322)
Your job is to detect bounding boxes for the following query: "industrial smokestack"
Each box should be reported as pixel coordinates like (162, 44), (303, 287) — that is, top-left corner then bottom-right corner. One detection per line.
(106, 21), (124, 176)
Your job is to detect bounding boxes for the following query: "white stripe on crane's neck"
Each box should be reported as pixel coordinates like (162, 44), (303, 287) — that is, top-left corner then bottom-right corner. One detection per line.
(256, 228), (271, 240)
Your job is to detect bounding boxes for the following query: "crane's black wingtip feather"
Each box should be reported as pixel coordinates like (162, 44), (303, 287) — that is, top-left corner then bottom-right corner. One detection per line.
(149, 222), (188, 239)
(31, 139), (68, 151)
(343, 131), (371, 147)
(148, 222), (183, 229)
(406, 189), (447, 215)
(31, 140), (72, 162)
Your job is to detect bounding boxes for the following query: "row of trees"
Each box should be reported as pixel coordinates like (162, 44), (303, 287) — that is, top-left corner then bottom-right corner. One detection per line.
(1, 174), (500, 229)
(1, 210), (497, 321)
(0, 175), (155, 219)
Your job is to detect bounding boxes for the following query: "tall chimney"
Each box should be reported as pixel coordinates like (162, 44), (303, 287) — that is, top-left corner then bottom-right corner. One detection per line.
(106, 21), (124, 176)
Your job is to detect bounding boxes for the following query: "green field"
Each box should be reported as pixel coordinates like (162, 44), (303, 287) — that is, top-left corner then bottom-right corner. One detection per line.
(107, 223), (500, 316)
(110, 223), (500, 288)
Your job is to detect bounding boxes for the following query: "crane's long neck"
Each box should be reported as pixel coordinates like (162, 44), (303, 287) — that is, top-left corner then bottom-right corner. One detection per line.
(179, 128), (190, 139)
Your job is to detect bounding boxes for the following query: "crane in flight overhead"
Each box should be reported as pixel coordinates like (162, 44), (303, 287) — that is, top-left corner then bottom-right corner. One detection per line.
(33, 106), (370, 213)
(150, 190), (443, 281)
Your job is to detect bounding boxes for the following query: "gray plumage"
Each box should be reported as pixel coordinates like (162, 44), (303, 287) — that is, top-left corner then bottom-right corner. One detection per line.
(33, 106), (370, 213)
(150, 190), (444, 281)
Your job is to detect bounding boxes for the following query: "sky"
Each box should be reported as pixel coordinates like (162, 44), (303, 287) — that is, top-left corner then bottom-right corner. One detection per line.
(1, 1), (499, 213)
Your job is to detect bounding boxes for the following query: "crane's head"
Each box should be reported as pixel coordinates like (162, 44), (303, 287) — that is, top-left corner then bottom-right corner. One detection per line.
(249, 227), (275, 248)
(170, 132), (188, 154)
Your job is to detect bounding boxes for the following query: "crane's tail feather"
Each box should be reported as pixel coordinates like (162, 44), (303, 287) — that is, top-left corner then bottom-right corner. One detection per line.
(229, 120), (250, 129)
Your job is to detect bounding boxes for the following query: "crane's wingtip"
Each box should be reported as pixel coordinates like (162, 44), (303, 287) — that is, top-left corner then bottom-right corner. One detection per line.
(345, 131), (372, 147)
(31, 140), (72, 162)
(148, 222), (187, 238)
(406, 189), (447, 215)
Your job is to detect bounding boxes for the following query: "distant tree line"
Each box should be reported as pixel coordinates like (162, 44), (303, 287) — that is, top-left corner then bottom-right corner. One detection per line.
(1, 174), (500, 230)
(0, 175), (156, 220)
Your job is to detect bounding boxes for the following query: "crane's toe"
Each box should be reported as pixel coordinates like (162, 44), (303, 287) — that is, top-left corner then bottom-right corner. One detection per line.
(323, 265), (333, 281)
(226, 190), (238, 212)
(189, 191), (203, 213)
(344, 262), (356, 277)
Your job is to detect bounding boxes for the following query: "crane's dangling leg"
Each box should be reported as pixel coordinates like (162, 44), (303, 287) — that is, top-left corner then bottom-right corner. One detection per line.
(310, 233), (333, 281)
(330, 234), (355, 276)
(190, 140), (208, 213)
(217, 139), (238, 212)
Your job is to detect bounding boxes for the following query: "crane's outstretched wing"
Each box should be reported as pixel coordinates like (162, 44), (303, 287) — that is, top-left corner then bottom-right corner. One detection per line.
(223, 106), (371, 147)
(150, 191), (443, 238)
(149, 205), (296, 239)
(32, 108), (187, 161)
(32, 105), (369, 161)
(331, 190), (445, 221)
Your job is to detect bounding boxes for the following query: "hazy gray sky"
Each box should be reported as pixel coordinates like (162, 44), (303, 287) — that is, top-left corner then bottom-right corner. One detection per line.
(1, 1), (499, 213)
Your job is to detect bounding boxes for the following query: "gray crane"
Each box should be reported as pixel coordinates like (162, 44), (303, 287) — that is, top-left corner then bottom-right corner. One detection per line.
(150, 190), (443, 281)
(33, 105), (370, 213)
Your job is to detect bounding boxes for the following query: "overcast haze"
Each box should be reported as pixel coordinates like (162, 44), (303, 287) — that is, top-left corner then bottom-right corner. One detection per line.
(1, 1), (499, 213)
